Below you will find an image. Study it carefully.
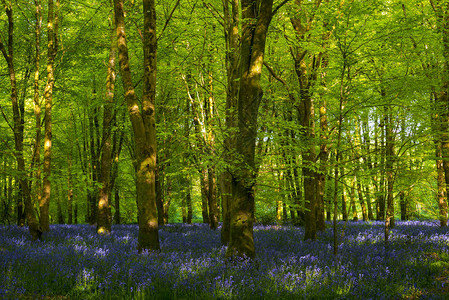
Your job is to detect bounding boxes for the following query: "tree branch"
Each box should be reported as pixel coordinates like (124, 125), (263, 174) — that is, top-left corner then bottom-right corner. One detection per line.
(157, 0), (181, 41)
(273, 0), (291, 15)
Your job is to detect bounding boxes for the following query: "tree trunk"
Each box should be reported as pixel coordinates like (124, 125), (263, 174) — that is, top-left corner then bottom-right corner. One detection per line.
(385, 106), (395, 236)
(0, 2), (42, 240)
(220, 0), (239, 246)
(226, 0), (273, 260)
(399, 191), (407, 221)
(97, 20), (117, 235)
(342, 185), (348, 222)
(67, 153), (73, 224)
(432, 92), (448, 226)
(350, 177), (358, 221)
(432, 0), (449, 227)
(206, 72), (219, 230)
(114, 189), (120, 224)
(316, 97), (328, 231)
(74, 203), (78, 224)
(114, 0), (160, 252)
(377, 114), (386, 220)
(356, 176), (368, 221)
(200, 170), (210, 224)
(32, 0), (43, 218)
(88, 102), (99, 225)
(290, 0), (327, 241)
(41, 0), (59, 232)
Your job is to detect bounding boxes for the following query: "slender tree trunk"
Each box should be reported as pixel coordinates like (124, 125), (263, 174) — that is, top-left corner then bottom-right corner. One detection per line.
(399, 191), (407, 221)
(32, 0), (43, 216)
(41, 0), (59, 232)
(377, 114), (386, 220)
(342, 187), (348, 222)
(114, 0), (160, 252)
(361, 115), (374, 220)
(187, 181), (192, 224)
(356, 176), (368, 221)
(67, 153), (73, 224)
(97, 20), (117, 235)
(316, 96), (328, 231)
(74, 203), (78, 224)
(385, 106), (395, 238)
(156, 163), (165, 225)
(0, 2), (42, 240)
(350, 178), (358, 221)
(114, 189), (120, 224)
(206, 72), (219, 229)
(88, 100), (99, 225)
(200, 170), (210, 224)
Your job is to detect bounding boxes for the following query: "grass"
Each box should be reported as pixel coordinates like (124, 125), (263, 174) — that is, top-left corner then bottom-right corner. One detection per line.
(0, 220), (448, 299)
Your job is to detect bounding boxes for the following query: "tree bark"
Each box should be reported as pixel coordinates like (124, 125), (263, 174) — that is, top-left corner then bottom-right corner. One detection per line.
(220, 0), (239, 246)
(67, 153), (73, 224)
(290, 0), (327, 241)
(350, 177), (358, 221)
(385, 106), (395, 233)
(206, 72), (219, 229)
(41, 0), (59, 232)
(114, 0), (160, 252)
(97, 19), (117, 235)
(31, 0), (43, 218)
(226, 0), (273, 260)
(0, 2), (42, 240)
(356, 176), (368, 221)
(432, 91), (448, 226)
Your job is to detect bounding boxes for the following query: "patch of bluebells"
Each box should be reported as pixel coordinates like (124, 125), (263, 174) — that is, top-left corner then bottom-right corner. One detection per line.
(0, 221), (448, 299)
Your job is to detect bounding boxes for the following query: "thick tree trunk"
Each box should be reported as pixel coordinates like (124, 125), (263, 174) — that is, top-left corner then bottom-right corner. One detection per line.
(226, 0), (273, 260)
(433, 0), (449, 227)
(97, 22), (117, 235)
(114, 0), (160, 252)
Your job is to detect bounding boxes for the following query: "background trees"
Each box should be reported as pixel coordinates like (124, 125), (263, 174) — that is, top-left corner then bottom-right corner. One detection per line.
(0, 0), (448, 252)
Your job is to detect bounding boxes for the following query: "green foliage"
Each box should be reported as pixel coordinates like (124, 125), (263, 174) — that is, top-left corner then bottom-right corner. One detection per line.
(0, 0), (448, 226)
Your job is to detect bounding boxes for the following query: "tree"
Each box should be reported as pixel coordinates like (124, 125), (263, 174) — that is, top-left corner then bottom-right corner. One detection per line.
(97, 16), (117, 235)
(114, 0), (160, 252)
(226, 0), (274, 260)
(0, 0), (42, 240)
(40, 0), (59, 232)
(430, 0), (449, 227)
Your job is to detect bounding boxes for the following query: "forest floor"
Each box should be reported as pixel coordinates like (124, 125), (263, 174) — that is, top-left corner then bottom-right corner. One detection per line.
(0, 220), (448, 299)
